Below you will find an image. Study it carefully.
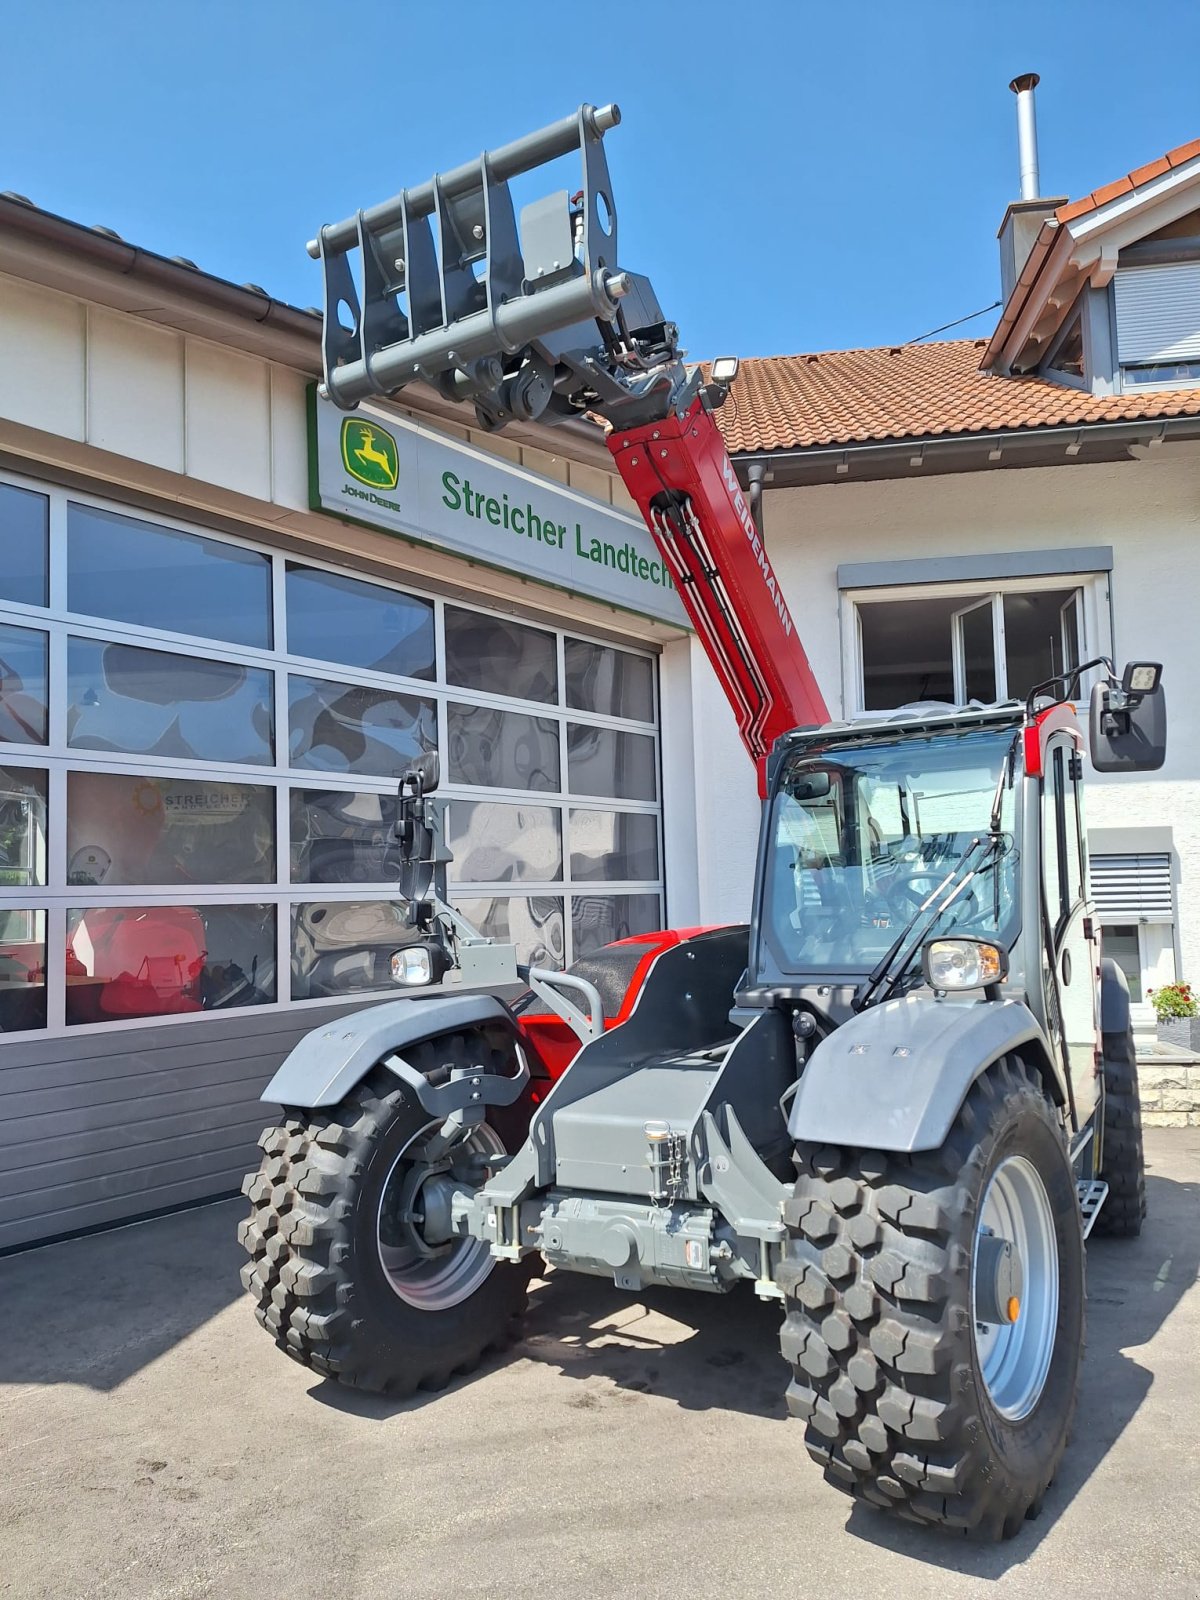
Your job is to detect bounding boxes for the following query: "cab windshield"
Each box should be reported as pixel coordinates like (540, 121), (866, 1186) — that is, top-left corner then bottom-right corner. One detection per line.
(762, 724), (1020, 977)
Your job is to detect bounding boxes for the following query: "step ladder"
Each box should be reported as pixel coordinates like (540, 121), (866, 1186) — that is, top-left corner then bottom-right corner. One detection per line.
(1077, 1178), (1109, 1239)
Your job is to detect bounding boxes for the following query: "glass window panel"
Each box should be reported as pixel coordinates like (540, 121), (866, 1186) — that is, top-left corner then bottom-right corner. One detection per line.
(1104, 925), (1143, 1004)
(1003, 589), (1077, 701)
(0, 907), (46, 1031)
(285, 565), (435, 680)
(67, 772), (274, 887)
(0, 484), (49, 608)
(572, 893), (661, 958)
(290, 788), (398, 884)
(444, 606), (557, 703)
(958, 602), (996, 703)
(454, 895), (564, 969)
(858, 596), (958, 709)
(67, 638), (274, 766)
(567, 724), (656, 801)
(0, 622), (48, 746)
(67, 504), (271, 649)
(447, 800), (561, 883)
(447, 703), (559, 791)
(66, 903), (275, 1025)
(292, 898), (415, 999)
(569, 809), (659, 883)
(565, 637), (654, 721)
(0, 766), (47, 887)
(289, 675), (436, 777)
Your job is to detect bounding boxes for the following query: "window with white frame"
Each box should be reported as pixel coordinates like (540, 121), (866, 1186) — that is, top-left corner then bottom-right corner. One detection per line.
(0, 473), (664, 1036)
(1090, 851), (1177, 1010)
(1114, 261), (1200, 392)
(848, 578), (1097, 714)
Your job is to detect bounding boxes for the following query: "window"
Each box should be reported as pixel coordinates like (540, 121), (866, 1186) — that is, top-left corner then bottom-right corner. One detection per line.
(67, 772), (275, 886)
(0, 484), (48, 609)
(0, 765), (47, 887)
(68, 504), (272, 649)
(289, 675), (436, 776)
(565, 637), (654, 721)
(855, 584), (1086, 713)
(1115, 262), (1200, 391)
(0, 622), (48, 745)
(1090, 851), (1177, 1011)
(447, 702), (560, 790)
(0, 472), (664, 1031)
(447, 800), (562, 882)
(68, 638), (274, 766)
(284, 565), (434, 679)
(444, 606), (557, 703)
(66, 903), (275, 1025)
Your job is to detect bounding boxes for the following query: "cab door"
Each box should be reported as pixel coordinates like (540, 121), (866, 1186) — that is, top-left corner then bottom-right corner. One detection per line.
(1042, 735), (1101, 1126)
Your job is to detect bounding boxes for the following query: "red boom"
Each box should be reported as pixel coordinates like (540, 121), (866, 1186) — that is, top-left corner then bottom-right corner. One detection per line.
(609, 398), (829, 794)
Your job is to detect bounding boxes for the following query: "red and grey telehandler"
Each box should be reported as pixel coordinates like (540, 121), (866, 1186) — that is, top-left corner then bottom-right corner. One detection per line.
(241, 105), (1166, 1538)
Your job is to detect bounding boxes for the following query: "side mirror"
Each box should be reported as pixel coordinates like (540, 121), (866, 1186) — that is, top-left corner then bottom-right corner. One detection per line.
(1090, 673), (1166, 773)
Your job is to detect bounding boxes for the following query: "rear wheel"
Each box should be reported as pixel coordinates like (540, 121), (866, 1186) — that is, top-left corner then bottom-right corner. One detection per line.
(779, 1056), (1084, 1538)
(239, 1031), (531, 1394)
(1094, 1023), (1146, 1237)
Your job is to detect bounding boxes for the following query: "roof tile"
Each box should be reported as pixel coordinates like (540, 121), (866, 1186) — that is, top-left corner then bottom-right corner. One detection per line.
(1054, 136), (1200, 224)
(714, 340), (1200, 455)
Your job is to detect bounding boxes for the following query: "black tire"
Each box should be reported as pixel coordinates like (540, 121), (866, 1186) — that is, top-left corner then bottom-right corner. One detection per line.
(239, 1031), (532, 1395)
(1094, 1023), (1146, 1237)
(779, 1056), (1085, 1539)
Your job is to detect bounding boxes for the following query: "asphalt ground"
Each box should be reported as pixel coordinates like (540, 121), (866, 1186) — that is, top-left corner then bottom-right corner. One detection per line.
(1, 1128), (1197, 1600)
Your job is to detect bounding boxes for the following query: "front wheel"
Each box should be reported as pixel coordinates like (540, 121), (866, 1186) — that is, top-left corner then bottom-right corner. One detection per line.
(780, 1056), (1084, 1539)
(1094, 1022), (1146, 1237)
(239, 1031), (531, 1394)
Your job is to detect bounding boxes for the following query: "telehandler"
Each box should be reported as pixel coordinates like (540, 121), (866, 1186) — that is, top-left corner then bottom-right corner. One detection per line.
(241, 105), (1165, 1538)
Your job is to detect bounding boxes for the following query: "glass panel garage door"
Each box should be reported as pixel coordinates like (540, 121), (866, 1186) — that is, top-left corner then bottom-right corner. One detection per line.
(0, 473), (664, 1036)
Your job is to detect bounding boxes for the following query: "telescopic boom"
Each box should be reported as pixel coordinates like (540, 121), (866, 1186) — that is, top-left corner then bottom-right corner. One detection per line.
(309, 103), (828, 787)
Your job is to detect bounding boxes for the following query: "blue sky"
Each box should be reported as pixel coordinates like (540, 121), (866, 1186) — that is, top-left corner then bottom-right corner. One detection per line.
(4, 1), (1198, 361)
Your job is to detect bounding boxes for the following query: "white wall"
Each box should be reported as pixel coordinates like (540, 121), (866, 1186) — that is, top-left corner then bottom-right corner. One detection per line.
(685, 446), (1200, 975)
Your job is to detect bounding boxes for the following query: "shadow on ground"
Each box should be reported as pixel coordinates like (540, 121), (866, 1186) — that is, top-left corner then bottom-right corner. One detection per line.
(312, 1142), (1199, 1576)
(2, 1133), (1196, 1580)
(0, 1198), (245, 1391)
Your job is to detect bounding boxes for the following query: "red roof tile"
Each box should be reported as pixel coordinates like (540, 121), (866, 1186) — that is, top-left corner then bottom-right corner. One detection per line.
(1053, 136), (1200, 225)
(715, 339), (1200, 455)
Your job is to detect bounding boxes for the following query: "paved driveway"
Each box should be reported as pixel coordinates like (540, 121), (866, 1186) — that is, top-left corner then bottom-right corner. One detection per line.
(2, 1129), (1197, 1600)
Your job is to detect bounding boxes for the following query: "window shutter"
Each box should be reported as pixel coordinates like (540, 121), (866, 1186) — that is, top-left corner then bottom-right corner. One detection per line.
(1114, 263), (1200, 364)
(1089, 852), (1173, 922)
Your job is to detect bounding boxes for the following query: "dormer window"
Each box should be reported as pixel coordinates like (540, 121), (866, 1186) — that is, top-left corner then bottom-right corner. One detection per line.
(1114, 261), (1200, 391)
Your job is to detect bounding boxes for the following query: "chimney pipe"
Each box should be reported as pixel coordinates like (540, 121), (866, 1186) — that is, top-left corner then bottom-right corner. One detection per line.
(1009, 72), (1041, 201)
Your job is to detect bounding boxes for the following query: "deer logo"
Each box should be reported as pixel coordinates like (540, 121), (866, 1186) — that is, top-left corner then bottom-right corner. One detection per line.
(340, 418), (400, 490)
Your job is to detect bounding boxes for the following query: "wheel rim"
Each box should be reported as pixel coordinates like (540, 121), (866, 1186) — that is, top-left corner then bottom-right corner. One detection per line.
(972, 1154), (1060, 1421)
(375, 1120), (502, 1311)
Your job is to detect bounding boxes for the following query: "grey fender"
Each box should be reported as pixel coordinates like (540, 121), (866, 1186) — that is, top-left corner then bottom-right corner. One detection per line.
(787, 994), (1054, 1155)
(1099, 957), (1131, 1036)
(262, 993), (515, 1109)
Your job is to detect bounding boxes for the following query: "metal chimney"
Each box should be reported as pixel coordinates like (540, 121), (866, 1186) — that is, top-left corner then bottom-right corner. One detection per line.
(1010, 73), (1041, 201)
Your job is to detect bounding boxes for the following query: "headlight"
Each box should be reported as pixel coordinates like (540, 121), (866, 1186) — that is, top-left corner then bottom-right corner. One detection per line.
(922, 937), (1008, 992)
(391, 945), (434, 985)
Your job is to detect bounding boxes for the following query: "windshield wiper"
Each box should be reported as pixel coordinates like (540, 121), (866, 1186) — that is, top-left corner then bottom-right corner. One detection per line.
(852, 834), (999, 1013)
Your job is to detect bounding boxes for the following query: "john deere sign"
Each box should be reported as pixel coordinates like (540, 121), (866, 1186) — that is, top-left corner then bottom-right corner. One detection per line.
(309, 390), (686, 627)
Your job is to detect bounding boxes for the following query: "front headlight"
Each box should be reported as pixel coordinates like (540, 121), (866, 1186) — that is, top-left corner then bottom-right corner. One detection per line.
(391, 945), (434, 985)
(922, 937), (1008, 992)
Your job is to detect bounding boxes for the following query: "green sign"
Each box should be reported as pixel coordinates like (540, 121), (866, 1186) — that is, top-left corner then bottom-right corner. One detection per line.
(310, 391), (687, 627)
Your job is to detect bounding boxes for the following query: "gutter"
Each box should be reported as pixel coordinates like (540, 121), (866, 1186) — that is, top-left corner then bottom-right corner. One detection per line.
(733, 413), (1200, 482)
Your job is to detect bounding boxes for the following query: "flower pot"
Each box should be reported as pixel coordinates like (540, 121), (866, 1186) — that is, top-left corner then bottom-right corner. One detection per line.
(1155, 1017), (1200, 1053)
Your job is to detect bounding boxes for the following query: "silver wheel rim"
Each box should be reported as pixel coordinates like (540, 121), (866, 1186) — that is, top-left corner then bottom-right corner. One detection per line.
(972, 1154), (1059, 1421)
(375, 1120), (502, 1311)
